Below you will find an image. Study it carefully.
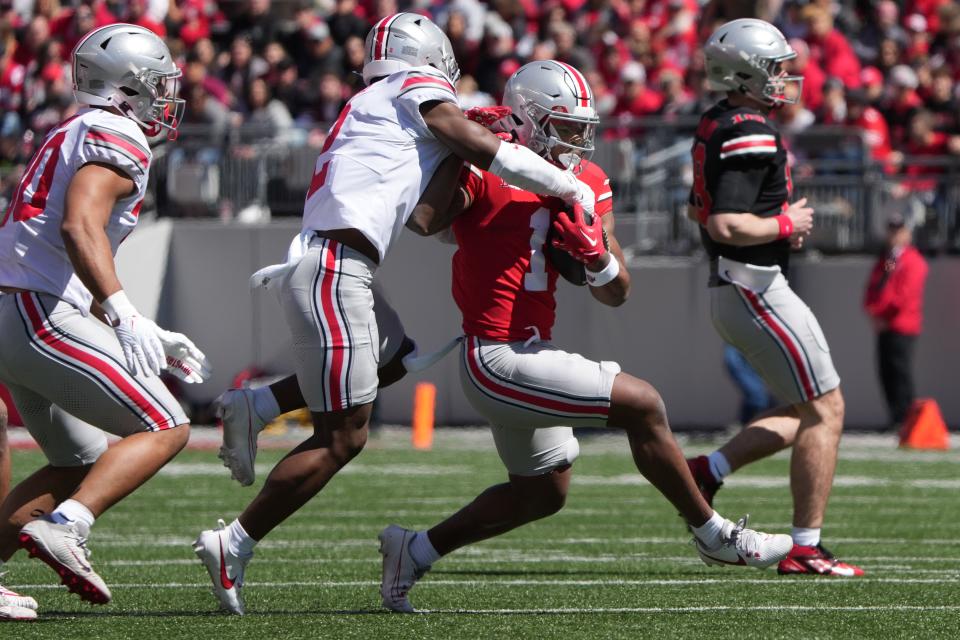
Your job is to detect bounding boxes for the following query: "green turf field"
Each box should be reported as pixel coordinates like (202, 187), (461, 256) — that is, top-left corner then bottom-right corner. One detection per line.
(4, 428), (959, 639)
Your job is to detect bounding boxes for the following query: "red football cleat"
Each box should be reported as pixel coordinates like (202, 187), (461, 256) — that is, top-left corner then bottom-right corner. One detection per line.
(687, 455), (723, 506)
(777, 543), (865, 577)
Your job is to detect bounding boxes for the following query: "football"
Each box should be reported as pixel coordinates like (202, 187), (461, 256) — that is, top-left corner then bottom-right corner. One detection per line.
(545, 224), (588, 286)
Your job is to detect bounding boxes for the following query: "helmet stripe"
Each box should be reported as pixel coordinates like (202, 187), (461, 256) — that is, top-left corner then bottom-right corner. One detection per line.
(371, 16), (389, 60)
(557, 61), (590, 108)
(375, 13), (403, 61)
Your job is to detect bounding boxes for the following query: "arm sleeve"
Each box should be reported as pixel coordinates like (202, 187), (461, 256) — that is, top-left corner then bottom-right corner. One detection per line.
(396, 70), (460, 138)
(76, 124), (151, 185)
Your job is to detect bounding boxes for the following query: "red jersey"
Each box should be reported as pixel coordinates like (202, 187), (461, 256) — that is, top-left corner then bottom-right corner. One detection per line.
(451, 160), (613, 342)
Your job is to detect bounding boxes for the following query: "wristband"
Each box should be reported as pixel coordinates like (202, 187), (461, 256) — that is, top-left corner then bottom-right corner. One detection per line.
(101, 290), (136, 326)
(774, 214), (793, 240)
(586, 256), (621, 287)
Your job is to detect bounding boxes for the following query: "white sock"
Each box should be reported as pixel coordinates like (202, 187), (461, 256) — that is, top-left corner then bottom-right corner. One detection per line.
(227, 519), (257, 557)
(707, 451), (731, 481)
(408, 531), (441, 568)
(51, 499), (95, 529)
(252, 386), (281, 427)
(791, 527), (820, 547)
(691, 511), (726, 548)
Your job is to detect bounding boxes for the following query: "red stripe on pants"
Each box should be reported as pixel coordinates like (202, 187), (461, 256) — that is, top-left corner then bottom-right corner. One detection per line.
(319, 241), (346, 411)
(466, 337), (608, 417)
(20, 293), (171, 429)
(740, 289), (815, 400)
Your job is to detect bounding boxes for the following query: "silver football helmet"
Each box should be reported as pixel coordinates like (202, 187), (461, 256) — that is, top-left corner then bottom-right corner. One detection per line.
(362, 13), (460, 85)
(502, 60), (599, 169)
(704, 19), (803, 106)
(72, 23), (184, 139)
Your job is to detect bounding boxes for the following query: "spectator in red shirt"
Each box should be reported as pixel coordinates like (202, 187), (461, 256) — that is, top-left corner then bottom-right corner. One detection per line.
(785, 38), (825, 114)
(863, 214), (929, 426)
(908, 0), (952, 33)
(860, 66), (885, 105)
(613, 61), (663, 117)
(126, 0), (166, 38)
(12, 14), (49, 67)
(50, 1), (114, 55)
(803, 5), (861, 89)
(900, 109), (960, 192)
(173, 0), (212, 49)
(846, 89), (894, 168)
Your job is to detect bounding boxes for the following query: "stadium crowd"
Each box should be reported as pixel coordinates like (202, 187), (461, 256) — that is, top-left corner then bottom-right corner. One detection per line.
(2, 0), (960, 211)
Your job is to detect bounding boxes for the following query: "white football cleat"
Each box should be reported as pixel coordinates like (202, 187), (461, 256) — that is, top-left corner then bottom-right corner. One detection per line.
(379, 525), (430, 613)
(193, 519), (251, 615)
(216, 388), (265, 487)
(695, 515), (793, 569)
(18, 517), (111, 605)
(0, 582), (38, 621)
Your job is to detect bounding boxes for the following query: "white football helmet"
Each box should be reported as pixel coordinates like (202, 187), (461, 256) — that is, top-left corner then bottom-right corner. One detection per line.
(362, 13), (460, 85)
(704, 19), (803, 106)
(502, 60), (599, 169)
(72, 23), (184, 139)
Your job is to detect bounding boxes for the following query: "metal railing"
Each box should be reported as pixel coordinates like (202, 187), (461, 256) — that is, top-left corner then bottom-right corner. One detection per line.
(3, 120), (960, 254)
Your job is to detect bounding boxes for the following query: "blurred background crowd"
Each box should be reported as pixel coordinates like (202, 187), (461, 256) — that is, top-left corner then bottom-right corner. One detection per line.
(2, 0), (960, 251)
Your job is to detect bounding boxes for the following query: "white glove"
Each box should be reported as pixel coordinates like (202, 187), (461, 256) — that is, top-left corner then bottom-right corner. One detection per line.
(102, 291), (165, 377)
(156, 328), (212, 384)
(569, 176), (596, 221)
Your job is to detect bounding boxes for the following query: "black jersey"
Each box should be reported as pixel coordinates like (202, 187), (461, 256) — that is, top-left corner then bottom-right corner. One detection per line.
(689, 100), (793, 285)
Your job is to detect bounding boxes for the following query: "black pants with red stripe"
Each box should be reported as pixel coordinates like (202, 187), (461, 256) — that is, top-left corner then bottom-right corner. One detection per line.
(876, 330), (916, 426)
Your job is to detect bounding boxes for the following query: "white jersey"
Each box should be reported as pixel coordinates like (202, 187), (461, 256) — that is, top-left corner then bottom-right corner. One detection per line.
(0, 108), (151, 314)
(301, 65), (459, 262)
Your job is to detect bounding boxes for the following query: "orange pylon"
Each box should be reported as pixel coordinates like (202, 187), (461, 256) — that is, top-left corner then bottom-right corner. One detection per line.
(899, 398), (950, 450)
(412, 382), (436, 450)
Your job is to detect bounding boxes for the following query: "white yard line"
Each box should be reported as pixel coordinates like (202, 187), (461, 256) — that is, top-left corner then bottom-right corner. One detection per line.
(421, 605), (960, 614)
(14, 577), (959, 591)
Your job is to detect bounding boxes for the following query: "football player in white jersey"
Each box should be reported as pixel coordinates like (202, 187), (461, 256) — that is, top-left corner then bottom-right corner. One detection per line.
(0, 24), (210, 615)
(195, 13), (599, 615)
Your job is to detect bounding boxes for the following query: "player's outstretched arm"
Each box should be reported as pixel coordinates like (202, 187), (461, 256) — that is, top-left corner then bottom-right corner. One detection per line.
(587, 214), (630, 307)
(406, 153), (467, 236)
(420, 101), (594, 213)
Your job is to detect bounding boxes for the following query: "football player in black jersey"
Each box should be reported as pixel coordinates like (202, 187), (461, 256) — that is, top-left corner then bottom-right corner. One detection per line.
(685, 18), (863, 577)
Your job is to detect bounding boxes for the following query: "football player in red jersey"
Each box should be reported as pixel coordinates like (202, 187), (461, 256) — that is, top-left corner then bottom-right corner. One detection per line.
(376, 60), (793, 613)
(685, 19), (863, 577)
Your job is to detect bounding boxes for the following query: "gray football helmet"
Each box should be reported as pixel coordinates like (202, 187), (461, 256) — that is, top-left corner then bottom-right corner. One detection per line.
(704, 19), (803, 106)
(362, 13), (460, 85)
(502, 60), (599, 169)
(72, 23), (184, 138)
